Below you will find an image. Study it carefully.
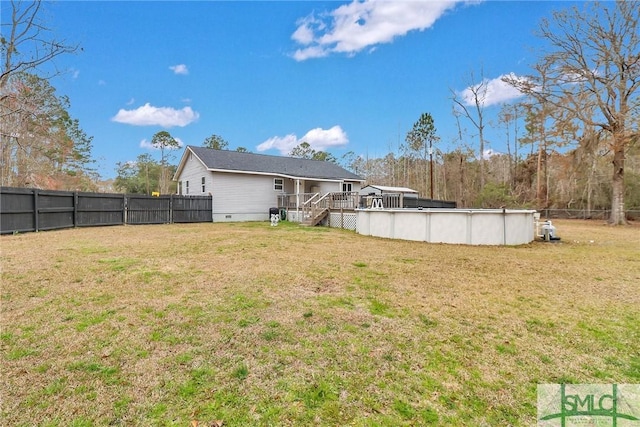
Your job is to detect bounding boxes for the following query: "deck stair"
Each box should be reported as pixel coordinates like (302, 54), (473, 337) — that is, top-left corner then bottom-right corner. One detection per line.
(277, 191), (359, 226)
(302, 207), (329, 226)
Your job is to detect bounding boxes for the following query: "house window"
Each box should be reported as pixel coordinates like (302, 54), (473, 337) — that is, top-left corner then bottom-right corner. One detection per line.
(185, 180), (189, 195)
(201, 177), (206, 193)
(274, 178), (284, 191)
(178, 181), (183, 195)
(342, 183), (352, 192)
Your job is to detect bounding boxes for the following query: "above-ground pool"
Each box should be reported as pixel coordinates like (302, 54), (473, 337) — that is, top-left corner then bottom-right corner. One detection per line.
(356, 208), (537, 246)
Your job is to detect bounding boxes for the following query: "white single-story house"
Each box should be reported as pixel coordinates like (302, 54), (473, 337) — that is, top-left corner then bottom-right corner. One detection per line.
(173, 146), (364, 222)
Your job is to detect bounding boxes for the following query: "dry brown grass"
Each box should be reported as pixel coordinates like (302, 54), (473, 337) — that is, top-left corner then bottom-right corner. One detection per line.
(1, 219), (639, 426)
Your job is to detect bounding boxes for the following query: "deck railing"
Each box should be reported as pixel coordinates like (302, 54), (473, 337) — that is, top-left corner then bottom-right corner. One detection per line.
(301, 193), (320, 221)
(277, 192), (318, 210)
(278, 191), (360, 222)
(357, 194), (457, 209)
(279, 192), (456, 217)
(309, 193), (330, 221)
(309, 192), (359, 223)
(327, 192), (360, 210)
(359, 193), (402, 209)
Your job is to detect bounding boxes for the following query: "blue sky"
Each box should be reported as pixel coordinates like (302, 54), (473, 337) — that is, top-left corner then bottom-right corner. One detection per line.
(38, 0), (581, 179)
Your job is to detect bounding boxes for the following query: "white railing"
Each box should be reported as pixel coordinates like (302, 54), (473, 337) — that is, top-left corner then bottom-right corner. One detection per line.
(329, 192), (359, 210)
(360, 193), (402, 209)
(300, 193), (320, 220)
(279, 191), (359, 223)
(310, 193), (330, 220)
(278, 192), (319, 209)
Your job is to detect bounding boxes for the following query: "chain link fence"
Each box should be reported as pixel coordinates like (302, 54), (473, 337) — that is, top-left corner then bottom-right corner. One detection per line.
(537, 209), (640, 221)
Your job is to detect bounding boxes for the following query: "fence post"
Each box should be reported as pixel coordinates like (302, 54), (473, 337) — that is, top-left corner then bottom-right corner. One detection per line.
(123, 195), (128, 225)
(33, 189), (39, 232)
(170, 194), (173, 224)
(74, 191), (78, 227)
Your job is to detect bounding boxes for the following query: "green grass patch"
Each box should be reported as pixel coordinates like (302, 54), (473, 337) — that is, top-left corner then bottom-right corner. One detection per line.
(75, 309), (116, 332)
(369, 297), (393, 317)
(418, 314), (438, 328)
(67, 361), (119, 379)
(6, 347), (39, 360)
(238, 316), (260, 327)
(232, 364), (249, 381)
(97, 257), (138, 271)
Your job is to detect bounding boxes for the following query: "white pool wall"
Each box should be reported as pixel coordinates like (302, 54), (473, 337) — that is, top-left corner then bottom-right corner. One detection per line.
(356, 208), (537, 245)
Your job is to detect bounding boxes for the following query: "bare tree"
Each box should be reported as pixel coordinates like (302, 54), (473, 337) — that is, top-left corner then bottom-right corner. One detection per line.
(504, 1), (640, 224)
(1, 1), (80, 187)
(520, 97), (551, 208)
(498, 103), (525, 191)
(1, 1), (78, 92)
(451, 70), (489, 189)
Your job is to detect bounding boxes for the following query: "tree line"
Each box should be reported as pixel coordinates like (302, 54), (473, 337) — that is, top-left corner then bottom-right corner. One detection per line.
(112, 132), (249, 195)
(2, 1), (638, 223)
(1, 1), (95, 190)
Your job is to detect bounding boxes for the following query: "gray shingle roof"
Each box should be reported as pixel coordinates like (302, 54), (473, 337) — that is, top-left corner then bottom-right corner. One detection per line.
(187, 146), (363, 181)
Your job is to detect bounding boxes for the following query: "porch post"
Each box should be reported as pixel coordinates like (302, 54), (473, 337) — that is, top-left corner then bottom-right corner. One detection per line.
(296, 179), (300, 219)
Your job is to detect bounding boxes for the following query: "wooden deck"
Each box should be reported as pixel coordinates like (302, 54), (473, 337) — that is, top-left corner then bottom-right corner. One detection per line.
(277, 192), (359, 225)
(277, 192), (454, 225)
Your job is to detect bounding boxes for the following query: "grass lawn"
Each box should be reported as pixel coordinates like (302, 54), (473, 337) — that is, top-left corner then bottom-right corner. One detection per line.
(1, 219), (639, 426)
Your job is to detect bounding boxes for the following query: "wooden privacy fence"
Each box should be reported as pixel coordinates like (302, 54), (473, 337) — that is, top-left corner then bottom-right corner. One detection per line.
(0, 187), (212, 234)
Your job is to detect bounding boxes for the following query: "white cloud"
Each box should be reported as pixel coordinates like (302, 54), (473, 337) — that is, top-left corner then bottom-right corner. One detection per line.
(140, 137), (185, 150)
(291, 0), (475, 61)
(293, 46), (330, 62)
(457, 73), (527, 108)
(257, 134), (299, 154)
(139, 139), (154, 150)
(257, 125), (349, 155)
(483, 148), (501, 159)
(112, 103), (199, 127)
(169, 64), (189, 75)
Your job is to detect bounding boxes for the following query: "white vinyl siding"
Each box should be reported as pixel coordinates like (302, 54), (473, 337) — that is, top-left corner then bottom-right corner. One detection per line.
(283, 179), (295, 194)
(174, 147), (365, 221)
(317, 181), (341, 194)
(177, 153), (209, 195)
(212, 172), (278, 216)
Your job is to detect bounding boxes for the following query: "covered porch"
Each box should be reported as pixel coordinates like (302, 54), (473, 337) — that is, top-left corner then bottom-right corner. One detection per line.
(275, 176), (360, 225)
